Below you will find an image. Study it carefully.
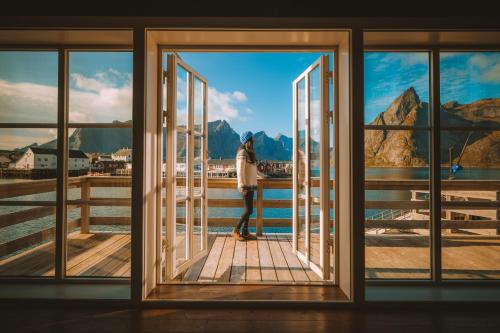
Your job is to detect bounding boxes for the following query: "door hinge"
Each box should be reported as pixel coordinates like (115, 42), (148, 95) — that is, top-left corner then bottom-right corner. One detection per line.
(328, 71), (334, 81)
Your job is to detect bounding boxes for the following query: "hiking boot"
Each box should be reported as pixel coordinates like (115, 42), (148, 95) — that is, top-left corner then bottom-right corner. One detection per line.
(231, 229), (246, 241)
(242, 232), (257, 241)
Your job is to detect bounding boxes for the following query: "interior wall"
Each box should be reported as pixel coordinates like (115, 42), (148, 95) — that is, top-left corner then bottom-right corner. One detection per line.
(143, 32), (159, 299)
(337, 32), (352, 299)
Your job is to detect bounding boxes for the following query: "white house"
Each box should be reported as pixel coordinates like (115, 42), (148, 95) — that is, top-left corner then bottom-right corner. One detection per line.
(10, 147), (90, 171)
(112, 148), (132, 162)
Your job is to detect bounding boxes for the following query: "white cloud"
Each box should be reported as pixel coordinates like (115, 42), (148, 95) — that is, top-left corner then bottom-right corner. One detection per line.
(207, 87), (250, 122)
(0, 80), (58, 123)
(469, 53), (500, 83)
(0, 68), (132, 126)
(232, 91), (247, 102)
(367, 52), (429, 74)
(69, 69), (132, 123)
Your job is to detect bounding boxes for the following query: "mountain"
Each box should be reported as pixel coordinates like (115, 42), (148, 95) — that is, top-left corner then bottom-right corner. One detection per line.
(41, 120), (133, 154)
(365, 87), (500, 167)
(207, 120), (241, 159)
(32, 119), (293, 161)
(206, 120), (294, 160)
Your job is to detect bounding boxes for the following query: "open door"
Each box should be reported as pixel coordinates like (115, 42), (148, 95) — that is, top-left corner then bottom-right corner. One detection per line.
(163, 54), (208, 280)
(292, 55), (331, 280)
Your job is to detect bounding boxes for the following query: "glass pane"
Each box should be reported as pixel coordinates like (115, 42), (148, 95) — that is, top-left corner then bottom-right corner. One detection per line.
(297, 78), (307, 255)
(364, 52), (430, 126)
(68, 52), (132, 123)
(176, 65), (189, 129)
(0, 129), (58, 201)
(64, 130), (132, 277)
(65, 127), (132, 200)
(175, 201), (188, 268)
(0, 205), (56, 276)
(309, 66), (321, 267)
(194, 77), (204, 134)
(310, 202), (321, 267)
(194, 134), (203, 197)
(440, 52), (500, 127)
(193, 196), (203, 257)
(0, 51), (58, 123)
(440, 130), (500, 279)
(176, 131), (187, 197)
(66, 51), (133, 277)
(365, 129), (431, 279)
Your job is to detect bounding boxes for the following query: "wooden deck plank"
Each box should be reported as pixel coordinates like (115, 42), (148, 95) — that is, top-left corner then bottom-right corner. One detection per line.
(66, 234), (130, 276)
(258, 236), (278, 282)
(61, 234), (128, 276)
(198, 233), (225, 282)
(276, 235), (310, 282)
(0, 241), (55, 276)
(245, 238), (261, 282)
(80, 240), (131, 277)
(230, 237), (246, 283)
(183, 233), (217, 282)
(213, 235), (235, 282)
(267, 235), (293, 282)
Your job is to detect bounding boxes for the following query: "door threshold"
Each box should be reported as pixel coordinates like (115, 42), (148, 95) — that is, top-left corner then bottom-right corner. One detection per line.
(147, 284), (348, 302)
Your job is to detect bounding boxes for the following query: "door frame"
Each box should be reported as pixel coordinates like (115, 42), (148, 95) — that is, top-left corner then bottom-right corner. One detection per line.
(151, 41), (342, 291)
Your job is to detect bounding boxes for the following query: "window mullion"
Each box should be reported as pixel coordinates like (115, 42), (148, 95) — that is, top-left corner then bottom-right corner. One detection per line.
(55, 48), (69, 281)
(430, 48), (442, 283)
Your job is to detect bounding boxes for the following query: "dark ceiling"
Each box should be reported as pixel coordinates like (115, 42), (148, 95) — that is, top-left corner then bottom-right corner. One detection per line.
(3, 0), (500, 18)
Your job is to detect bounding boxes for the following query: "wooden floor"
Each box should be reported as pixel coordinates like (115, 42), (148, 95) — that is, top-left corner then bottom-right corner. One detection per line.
(0, 233), (131, 277)
(365, 234), (500, 279)
(2, 306), (500, 333)
(175, 234), (327, 284)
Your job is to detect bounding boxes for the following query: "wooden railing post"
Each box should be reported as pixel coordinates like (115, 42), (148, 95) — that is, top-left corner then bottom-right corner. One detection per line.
(80, 177), (90, 234)
(256, 179), (263, 236)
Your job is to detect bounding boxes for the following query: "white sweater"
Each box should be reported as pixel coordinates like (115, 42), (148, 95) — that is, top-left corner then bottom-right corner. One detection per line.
(236, 148), (257, 192)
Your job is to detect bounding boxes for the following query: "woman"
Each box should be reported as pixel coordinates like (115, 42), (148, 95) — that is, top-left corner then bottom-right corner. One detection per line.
(232, 131), (258, 241)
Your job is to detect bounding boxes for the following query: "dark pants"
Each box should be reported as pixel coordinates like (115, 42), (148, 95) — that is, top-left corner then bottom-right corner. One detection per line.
(236, 190), (254, 234)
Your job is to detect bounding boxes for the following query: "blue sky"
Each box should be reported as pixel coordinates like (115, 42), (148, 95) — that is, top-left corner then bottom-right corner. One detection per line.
(0, 51), (498, 150)
(175, 52), (331, 137)
(364, 51), (500, 124)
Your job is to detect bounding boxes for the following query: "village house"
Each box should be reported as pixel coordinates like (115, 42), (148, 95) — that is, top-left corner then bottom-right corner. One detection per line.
(112, 148), (132, 163)
(10, 147), (90, 171)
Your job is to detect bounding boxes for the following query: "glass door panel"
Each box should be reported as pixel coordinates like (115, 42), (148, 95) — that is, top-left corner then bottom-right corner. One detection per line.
(164, 54), (208, 280)
(297, 78), (307, 257)
(293, 55), (331, 280)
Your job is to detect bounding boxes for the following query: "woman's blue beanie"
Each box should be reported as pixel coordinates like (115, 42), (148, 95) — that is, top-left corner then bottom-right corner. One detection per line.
(240, 131), (253, 144)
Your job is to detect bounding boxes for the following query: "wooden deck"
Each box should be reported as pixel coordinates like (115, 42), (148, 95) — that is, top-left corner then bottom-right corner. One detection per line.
(365, 234), (500, 279)
(176, 234), (326, 284)
(1, 231), (498, 280)
(0, 233), (131, 277)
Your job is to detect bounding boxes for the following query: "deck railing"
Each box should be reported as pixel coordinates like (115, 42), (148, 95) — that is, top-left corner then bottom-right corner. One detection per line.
(1, 176), (499, 257)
